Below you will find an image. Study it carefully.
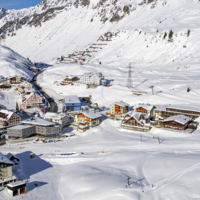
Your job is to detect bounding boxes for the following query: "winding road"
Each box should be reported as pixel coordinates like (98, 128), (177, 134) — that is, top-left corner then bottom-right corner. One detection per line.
(31, 72), (58, 112)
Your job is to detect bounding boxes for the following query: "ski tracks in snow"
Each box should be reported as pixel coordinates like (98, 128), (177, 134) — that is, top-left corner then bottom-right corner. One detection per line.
(146, 161), (200, 199)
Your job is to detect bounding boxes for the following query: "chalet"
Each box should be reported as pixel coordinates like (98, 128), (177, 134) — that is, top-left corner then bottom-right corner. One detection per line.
(121, 111), (151, 132)
(163, 115), (192, 130)
(0, 84), (11, 91)
(0, 76), (7, 84)
(18, 81), (32, 93)
(134, 104), (154, 115)
(0, 153), (18, 187)
(110, 101), (129, 118)
(0, 109), (21, 126)
(7, 77), (22, 84)
(154, 105), (200, 120)
(80, 72), (106, 85)
(65, 95), (81, 112)
(72, 111), (101, 132)
(20, 92), (44, 110)
(44, 112), (70, 128)
(61, 76), (78, 85)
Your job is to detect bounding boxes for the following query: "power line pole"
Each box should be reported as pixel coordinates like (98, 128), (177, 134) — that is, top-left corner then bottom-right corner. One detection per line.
(126, 63), (134, 89)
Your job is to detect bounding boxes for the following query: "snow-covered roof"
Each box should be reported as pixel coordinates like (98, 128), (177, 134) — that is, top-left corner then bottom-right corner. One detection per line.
(7, 181), (26, 188)
(111, 101), (129, 107)
(154, 106), (167, 112)
(22, 117), (56, 126)
(135, 104), (154, 111)
(0, 152), (14, 164)
(25, 88), (35, 93)
(0, 109), (14, 121)
(163, 115), (192, 125)
(155, 105), (200, 113)
(44, 112), (67, 120)
(123, 111), (149, 125)
(167, 105), (200, 113)
(18, 81), (31, 88)
(7, 125), (32, 130)
(65, 95), (81, 104)
(81, 111), (101, 119)
(24, 107), (41, 114)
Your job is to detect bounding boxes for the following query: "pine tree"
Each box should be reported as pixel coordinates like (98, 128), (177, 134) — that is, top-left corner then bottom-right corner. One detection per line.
(169, 30), (173, 39)
(187, 29), (190, 37)
(16, 102), (19, 112)
(163, 32), (167, 39)
(187, 87), (190, 92)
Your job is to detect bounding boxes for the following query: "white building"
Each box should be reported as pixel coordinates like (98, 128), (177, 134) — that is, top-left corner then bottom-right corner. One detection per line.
(44, 112), (70, 128)
(80, 72), (106, 85)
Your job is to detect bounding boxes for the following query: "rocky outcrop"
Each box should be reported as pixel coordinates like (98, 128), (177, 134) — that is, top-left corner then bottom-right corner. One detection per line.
(0, 7), (6, 19)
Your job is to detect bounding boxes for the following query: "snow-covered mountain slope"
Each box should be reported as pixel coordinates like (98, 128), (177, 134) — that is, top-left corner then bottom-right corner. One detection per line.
(0, 0), (200, 65)
(0, 44), (34, 78)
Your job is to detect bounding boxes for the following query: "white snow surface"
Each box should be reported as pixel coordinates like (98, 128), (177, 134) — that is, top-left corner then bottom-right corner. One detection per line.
(0, 45), (34, 78)
(1, 0), (200, 199)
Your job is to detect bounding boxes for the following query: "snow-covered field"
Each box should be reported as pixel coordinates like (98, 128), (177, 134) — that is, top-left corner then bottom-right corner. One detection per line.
(1, 114), (200, 200)
(1, 0), (200, 199)
(0, 61), (199, 199)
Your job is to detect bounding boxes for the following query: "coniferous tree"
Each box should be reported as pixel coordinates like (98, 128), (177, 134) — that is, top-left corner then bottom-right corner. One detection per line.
(16, 102), (19, 112)
(163, 32), (167, 39)
(187, 29), (190, 37)
(187, 87), (190, 92)
(169, 30), (173, 39)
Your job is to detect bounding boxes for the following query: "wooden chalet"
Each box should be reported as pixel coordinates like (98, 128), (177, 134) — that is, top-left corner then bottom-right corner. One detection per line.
(163, 115), (192, 130)
(7, 77), (22, 84)
(121, 111), (151, 132)
(72, 111), (101, 132)
(135, 104), (154, 115)
(110, 101), (129, 117)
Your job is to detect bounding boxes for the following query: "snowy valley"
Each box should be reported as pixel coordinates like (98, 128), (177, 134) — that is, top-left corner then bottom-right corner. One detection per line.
(0, 0), (200, 200)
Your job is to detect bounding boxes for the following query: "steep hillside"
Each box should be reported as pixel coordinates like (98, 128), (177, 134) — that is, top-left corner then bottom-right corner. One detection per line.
(0, 44), (34, 78)
(0, 0), (200, 66)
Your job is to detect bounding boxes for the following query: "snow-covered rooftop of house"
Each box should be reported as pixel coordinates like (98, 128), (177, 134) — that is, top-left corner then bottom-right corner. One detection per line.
(163, 115), (192, 125)
(127, 111), (149, 121)
(25, 88), (35, 93)
(44, 112), (67, 120)
(0, 109), (14, 121)
(24, 107), (41, 114)
(135, 104), (154, 111)
(18, 81), (31, 88)
(82, 111), (101, 119)
(0, 152), (14, 164)
(65, 95), (81, 104)
(154, 106), (167, 112)
(22, 117), (56, 126)
(7, 125), (32, 130)
(7, 181), (26, 188)
(167, 105), (200, 113)
(111, 101), (129, 107)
